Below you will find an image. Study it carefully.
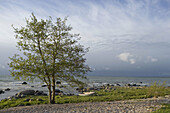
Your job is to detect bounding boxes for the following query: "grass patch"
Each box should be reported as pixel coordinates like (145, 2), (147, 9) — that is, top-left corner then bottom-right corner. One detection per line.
(0, 86), (170, 110)
(152, 104), (170, 113)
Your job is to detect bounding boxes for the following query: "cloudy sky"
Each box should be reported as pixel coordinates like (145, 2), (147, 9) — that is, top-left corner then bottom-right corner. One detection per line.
(0, 0), (170, 76)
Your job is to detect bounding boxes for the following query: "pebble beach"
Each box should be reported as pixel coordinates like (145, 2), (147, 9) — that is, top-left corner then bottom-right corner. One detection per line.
(0, 97), (169, 113)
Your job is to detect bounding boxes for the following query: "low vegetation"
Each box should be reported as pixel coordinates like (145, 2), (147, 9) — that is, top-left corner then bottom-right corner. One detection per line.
(0, 85), (170, 110)
(152, 104), (170, 113)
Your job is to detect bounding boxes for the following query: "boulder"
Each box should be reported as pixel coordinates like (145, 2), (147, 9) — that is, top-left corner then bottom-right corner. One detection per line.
(18, 90), (35, 95)
(35, 90), (44, 96)
(0, 90), (5, 94)
(22, 82), (27, 85)
(116, 84), (121, 86)
(41, 85), (47, 87)
(37, 98), (43, 101)
(4, 88), (10, 91)
(55, 89), (63, 93)
(56, 81), (61, 84)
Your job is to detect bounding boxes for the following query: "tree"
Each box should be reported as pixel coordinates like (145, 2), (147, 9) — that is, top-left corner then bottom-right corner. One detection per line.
(9, 13), (90, 104)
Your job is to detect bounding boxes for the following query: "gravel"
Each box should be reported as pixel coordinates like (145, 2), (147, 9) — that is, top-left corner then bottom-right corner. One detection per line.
(0, 97), (169, 113)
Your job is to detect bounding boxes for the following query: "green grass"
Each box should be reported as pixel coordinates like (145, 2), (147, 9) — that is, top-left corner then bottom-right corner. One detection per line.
(152, 104), (170, 113)
(0, 86), (170, 110)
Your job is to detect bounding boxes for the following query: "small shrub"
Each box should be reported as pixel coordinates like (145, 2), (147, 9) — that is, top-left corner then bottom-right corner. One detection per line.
(147, 81), (166, 98)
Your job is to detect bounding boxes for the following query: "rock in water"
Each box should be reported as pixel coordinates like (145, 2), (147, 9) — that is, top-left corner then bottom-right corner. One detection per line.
(22, 82), (27, 85)
(18, 90), (35, 95)
(41, 85), (47, 87)
(0, 90), (5, 94)
(4, 88), (10, 91)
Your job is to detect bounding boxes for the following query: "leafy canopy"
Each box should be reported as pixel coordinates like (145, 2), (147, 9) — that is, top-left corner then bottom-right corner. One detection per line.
(9, 13), (90, 87)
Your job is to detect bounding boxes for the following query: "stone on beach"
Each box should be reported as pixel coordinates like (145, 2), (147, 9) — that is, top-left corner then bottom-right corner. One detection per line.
(78, 92), (96, 96)
(18, 90), (35, 95)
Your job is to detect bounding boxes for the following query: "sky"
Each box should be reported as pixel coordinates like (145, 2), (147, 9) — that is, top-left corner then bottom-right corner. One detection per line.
(0, 0), (170, 76)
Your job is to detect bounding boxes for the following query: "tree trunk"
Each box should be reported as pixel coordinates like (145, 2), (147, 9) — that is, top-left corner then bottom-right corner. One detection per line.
(48, 85), (52, 104)
(51, 75), (56, 104)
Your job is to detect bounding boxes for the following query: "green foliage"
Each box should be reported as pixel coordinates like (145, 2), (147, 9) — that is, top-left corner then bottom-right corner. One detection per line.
(9, 13), (90, 103)
(146, 81), (167, 98)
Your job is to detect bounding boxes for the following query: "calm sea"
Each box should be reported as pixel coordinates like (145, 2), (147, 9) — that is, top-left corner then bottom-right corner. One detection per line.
(0, 75), (170, 100)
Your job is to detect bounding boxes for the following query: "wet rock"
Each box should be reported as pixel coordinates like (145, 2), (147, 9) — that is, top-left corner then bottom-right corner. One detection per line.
(35, 90), (45, 96)
(22, 82), (27, 85)
(56, 81), (61, 84)
(0, 90), (5, 94)
(116, 84), (121, 86)
(4, 88), (10, 91)
(41, 85), (47, 87)
(18, 90), (35, 95)
(55, 89), (63, 93)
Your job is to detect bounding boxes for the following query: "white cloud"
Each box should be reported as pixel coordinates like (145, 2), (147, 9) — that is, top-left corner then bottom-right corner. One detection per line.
(129, 59), (136, 64)
(147, 56), (158, 62)
(117, 53), (136, 64)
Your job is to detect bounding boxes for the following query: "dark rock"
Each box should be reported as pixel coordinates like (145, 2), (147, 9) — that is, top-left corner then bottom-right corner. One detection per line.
(55, 89), (62, 93)
(56, 81), (61, 84)
(66, 93), (74, 96)
(42, 93), (47, 96)
(18, 90), (35, 95)
(59, 85), (64, 88)
(41, 85), (47, 87)
(35, 90), (43, 95)
(31, 86), (34, 87)
(37, 98), (43, 101)
(22, 82), (27, 85)
(107, 84), (110, 86)
(4, 88), (10, 91)
(25, 99), (30, 102)
(116, 84), (121, 86)
(140, 82), (143, 84)
(127, 84), (131, 86)
(18, 104), (24, 106)
(0, 90), (5, 94)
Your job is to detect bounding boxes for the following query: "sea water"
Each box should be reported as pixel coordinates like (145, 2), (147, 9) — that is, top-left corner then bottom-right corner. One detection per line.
(0, 75), (170, 100)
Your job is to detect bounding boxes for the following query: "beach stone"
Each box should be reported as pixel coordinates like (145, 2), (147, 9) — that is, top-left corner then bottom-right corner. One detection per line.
(55, 89), (62, 93)
(22, 82), (27, 85)
(29, 99), (33, 102)
(25, 99), (30, 102)
(35, 90), (43, 95)
(116, 84), (121, 86)
(18, 90), (35, 95)
(56, 81), (61, 84)
(37, 98), (43, 101)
